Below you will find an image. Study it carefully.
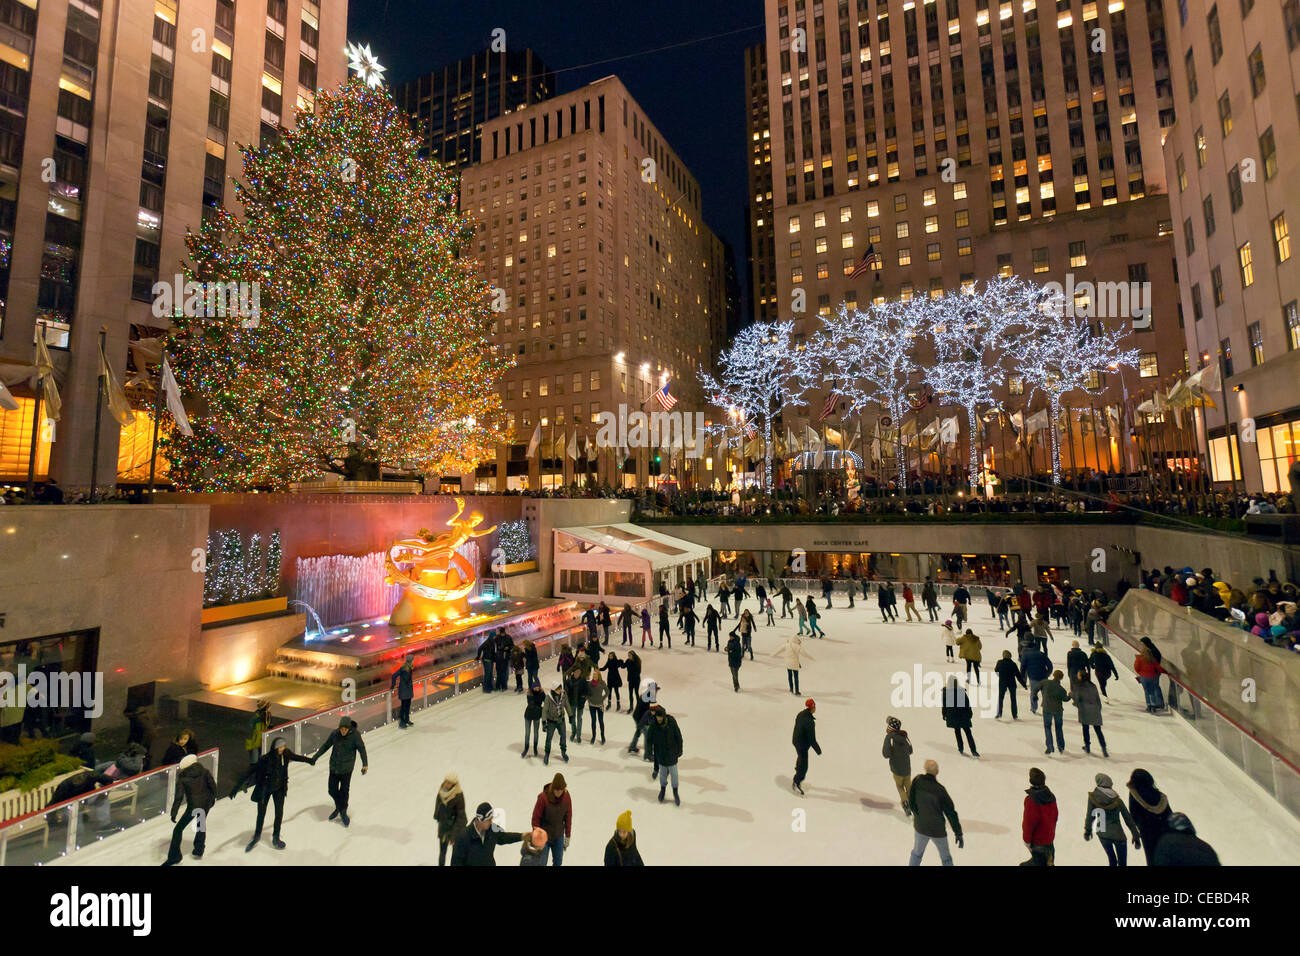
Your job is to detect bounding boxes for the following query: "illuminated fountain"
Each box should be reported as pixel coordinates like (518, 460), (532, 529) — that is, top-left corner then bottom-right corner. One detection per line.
(384, 497), (494, 628)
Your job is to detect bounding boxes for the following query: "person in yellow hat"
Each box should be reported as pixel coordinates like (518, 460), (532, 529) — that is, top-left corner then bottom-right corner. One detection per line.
(604, 810), (643, 866)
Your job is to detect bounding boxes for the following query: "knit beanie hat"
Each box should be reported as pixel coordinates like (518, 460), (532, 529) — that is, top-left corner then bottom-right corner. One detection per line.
(339, 715), (352, 728)
(886, 716), (901, 731)
(474, 801), (493, 820)
(1028, 767), (1046, 787)
(616, 809), (633, 832)
(178, 754), (197, 771)
(805, 698), (816, 710)
(1095, 773), (1113, 788)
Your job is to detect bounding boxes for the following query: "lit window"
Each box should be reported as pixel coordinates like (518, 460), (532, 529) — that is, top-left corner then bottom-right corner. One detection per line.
(867, 201), (880, 217)
(925, 216), (939, 233)
(814, 211), (827, 228)
(898, 248), (912, 266)
(927, 243), (941, 261)
(1238, 242), (1254, 287)
(953, 182), (967, 200)
(1138, 353), (1159, 378)
(1273, 213), (1291, 263)
(840, 205), (852, 222)
(958, 237), (972, 256)
(1032, 247), (1049, 273)
(1069, 241), (1087, 267)
(789, 216), (801, 233)
(841, 231), (855, 249)
(897, 220), (910, 239)
(923, 188), (937, 206)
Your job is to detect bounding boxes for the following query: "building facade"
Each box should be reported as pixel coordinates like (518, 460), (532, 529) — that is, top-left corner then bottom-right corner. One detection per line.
(461, 75), (727, 490)
(0, 0), (349, 491)
(395, 46), (554, 170)
(760, 0), (1189, 480)
(1162, 0), (1300, 494)
(745, 42), (778, 325)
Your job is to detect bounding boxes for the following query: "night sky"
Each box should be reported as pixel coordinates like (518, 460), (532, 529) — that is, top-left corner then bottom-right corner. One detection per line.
(347, 0), (764, 321)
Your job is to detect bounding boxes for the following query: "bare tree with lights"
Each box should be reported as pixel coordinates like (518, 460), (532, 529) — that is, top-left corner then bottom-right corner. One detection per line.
(1018, 296), (1141, 486)
(812, 299), (928, 493)
(923, 279), (1036, 489)
(698, 321), (818, 491)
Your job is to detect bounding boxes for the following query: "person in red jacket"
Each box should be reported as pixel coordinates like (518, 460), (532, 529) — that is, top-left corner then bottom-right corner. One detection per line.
(531, 772), (573, 866)
(1016, 587), (1033, 617)
(1169, 577), (1190, 606)
(1133, 648), (1165, 712)
(1021, 767), (1058, 866)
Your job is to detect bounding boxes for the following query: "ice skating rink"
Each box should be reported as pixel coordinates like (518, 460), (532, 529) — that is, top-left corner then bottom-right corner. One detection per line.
(57, 600), (1300, 866)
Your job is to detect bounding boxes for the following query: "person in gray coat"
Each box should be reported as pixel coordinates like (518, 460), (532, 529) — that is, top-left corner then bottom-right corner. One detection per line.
(391, 652), (415, 728)
(1072, 671), (1107, 757)
(311, 717), (369, 827)
(541, 681), (572, 766)
(1083, 772), (1140, 866)
(882, 716), (913, 815)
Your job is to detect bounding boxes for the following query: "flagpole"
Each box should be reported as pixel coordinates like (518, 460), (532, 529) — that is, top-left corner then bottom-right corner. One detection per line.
(147, 354), (165, 495)
(1064, 404), (1078, 490)
(89, 327), (108, 503)
(25, 320), (46, 501)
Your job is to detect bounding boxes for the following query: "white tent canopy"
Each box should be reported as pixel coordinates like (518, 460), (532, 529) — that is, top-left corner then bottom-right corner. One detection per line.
(553, 523), (712, 604)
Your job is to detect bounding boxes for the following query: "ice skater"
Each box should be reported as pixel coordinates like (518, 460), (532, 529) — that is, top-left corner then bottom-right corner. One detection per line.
(942, 678), (979, 757)
(434, 772), (466, 865)
(522, 680), (544, 758)
(587, 670), (607, 744)
(1084, 772), (1140, 866)
(805, 596), (825, 637)
(619, 604), (634, 645)
(726, 630), (744, 691)
(450, 802), (524, 866)
(231, 736), (313, 852)
(791, 699), (821, 794)
(640, 606), (652, 647)
(311, 716), (369, 827)
(907, 760), (963, 865)
(390, 652), (416, 728)
(600, 652), (624, 711)
(645, 705), (684, 805)
(774, 632), (813, 695)
(941, 619), (956, 660)
(163, 754), (215, 866)
(542, 681), (571, 765)
(704, 603), (721, 650)
(623, 652), (642, 714)
(994, 650), (1026, 719)
(956, 628), (982, 681)
(882, 716), (913, 816)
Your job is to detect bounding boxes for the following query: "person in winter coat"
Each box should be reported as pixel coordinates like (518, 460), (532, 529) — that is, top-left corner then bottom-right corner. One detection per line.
(494, 631), (513, 691)
(600, 652), (625, 711)
(1072, 671), (1107, 756)
(629, 676), (659, 755)
(507, 644), (526, 693)
(1133, 648), (1165, 713)
(725, 632), (744, 691)
(231, 736), (313, 852)
(541, 681), (572, 765)
(1083, 772), (1140, 866)
(791, 699), (821, 794)
(523, 640), (540, 688)
(877, 582), (895, 621)
(531, 772), (573, 865)
(599, 602), (612, 644)
(779, 584), (794, 618)
(1030, 612), (1054, 653)
(434, 772), (467, 866)
(681, 606), (698, 647)
(952, 585), (971, 627)
(908, 759), (963, 865)
(902, 584), (922, 622)
(619, 604), (635, 645)
(658, 601), (671, 648)
(922, 578), (940, 621)
(774, 634), (814, 694)
(1021, 767), (1058, 866)
(623, 652), (642, 715)
(703, 604), (722, 651)
(1152, 813), (1220, 865)
(1089, 644), (1115, 697)
(646, 706), (684, 805)
(738, 609), (756, 658)
(942, 678), (979, 757)
(519, 826), (549, 866)
(882, 716), (913, 814)
(1040, 670), (1071, 754)
(245, 700), (272, 769)
(994, 650), (1026, 719)
(1127, 768), (1172, 865)
(450, 802), (524, 866)
(940, 620), (956, 660)
(640, 607), (652, 647)
(1022, 647), (1054, 714)
(605, 809), (644, 866)
(1065, 641), (1090, 700)
(795, 597), (809, 635)
(523, 680), (545, 758)
(311, 717), (369, 826)
(805, 596), (825, 637)
(587, 671), (608, 744)
(391, 653), (416, 728)
(956, 629), (982, 680)
(164, 753), (216, 865)
(160, 729), (199, 766)
(475, 635), (496, 694)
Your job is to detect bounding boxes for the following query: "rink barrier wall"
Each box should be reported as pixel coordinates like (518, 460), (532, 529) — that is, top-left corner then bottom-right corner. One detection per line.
(1100, 592), (1300, 821)
(0, 749), (220, 866)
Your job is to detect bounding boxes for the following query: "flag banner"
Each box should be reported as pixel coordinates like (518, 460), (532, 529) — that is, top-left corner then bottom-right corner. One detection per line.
(527, 422), (541, 457)
(786, 426), (799, 455)
(34, 335), (61, 423)
(1025, 409), (1050, 434)
(654, 381), (678, 410)
(940, 416), (960, 446)
(848, 422), (861, 451)
(566, 430), (579, 460)
(870, 437), (881, 462)
(160, 354), (193, 437)
(0, 377), (17, 412)
(99, 340), (135, 428)
(909, 384), (933, 413)
(1196, 362), (1222, 393)
(127, 337), (162, 387)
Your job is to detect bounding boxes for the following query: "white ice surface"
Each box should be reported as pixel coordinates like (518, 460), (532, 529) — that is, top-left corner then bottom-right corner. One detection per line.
(55, 600), (1300, 866)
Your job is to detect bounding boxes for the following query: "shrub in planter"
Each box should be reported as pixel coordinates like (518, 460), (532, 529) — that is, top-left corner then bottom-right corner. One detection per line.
(0, 739), (85, 793)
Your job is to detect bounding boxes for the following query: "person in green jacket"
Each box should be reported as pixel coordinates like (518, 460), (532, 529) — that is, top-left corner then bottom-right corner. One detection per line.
(1040, 670), (1071, 755)
(244, 700), (271, 768)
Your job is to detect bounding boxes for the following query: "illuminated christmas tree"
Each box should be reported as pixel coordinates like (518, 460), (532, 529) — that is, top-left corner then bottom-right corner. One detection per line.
(165, 78), (511, 490)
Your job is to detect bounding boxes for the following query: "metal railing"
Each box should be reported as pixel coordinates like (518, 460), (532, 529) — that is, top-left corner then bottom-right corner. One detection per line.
(0, 749), (220, 866)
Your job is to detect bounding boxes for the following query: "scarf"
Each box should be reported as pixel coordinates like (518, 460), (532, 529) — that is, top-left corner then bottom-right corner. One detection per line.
(438, 779), (462, 804)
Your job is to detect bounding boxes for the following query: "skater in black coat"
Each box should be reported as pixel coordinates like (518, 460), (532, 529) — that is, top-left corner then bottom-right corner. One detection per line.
(791, 700), (822, 794)
(623, 652), (642, 714)
(450, 802), (524, 866)
(164, 753), (216, 865)
(645, 707), (684, 805)
(311, 717), (369, 827)
(1088, 644), (1115, 697)
(522, 681), (545, 757)
(1152, 813), (1220, 865)
(1127, 768), (1172, 866)
(725, 633), (744, 691)
(703, 604), (722, 650)
(941, 678), (979, 757)
(475, 635), (496, 694)
(434, 773), (467, 866)
(231, 736), (313, 852)
(600, 653), (625, 710)
(993, 650), (1026, 719)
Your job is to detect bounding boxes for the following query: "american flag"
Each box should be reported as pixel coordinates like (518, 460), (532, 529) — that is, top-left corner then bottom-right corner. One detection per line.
(850, 243), (880, 280)
(654, 381), (677, 410)
(818, 381), (842, 422)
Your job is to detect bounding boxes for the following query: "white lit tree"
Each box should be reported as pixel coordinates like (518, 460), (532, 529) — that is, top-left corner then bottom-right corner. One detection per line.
(1017, 295), (1141, 485)
(812, 299), (928, 493)
(698, 321), (818, 490)
(923, 279), (1035, 489)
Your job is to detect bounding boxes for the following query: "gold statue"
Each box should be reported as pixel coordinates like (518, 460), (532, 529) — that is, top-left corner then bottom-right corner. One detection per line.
(385, 498), (497, 627)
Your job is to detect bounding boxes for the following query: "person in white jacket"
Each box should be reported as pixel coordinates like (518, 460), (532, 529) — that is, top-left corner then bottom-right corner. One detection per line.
(940, 620), (956, 661)
(774, 635), (815, 695)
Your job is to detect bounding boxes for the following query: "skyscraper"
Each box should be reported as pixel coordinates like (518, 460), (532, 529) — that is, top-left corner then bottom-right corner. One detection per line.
(396, 47), (554, 170)
(0, 0), (349, 491)
(760, 0), (1188, 476)
(745, 42), (778, 324)
(1163, 0), (1300, 495)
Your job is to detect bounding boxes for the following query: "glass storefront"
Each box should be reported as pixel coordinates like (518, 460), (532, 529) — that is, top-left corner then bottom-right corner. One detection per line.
(0, 629), (100, 741)
(712, 550), (1020, 586)
(1257, 419), (1298, 493)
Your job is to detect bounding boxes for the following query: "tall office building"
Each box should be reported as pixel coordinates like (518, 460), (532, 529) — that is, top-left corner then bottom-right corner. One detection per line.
(396, 47), (554, 170)
(760, 0), (1188, 476)
(0, 0), (349, 491)
(462, 75), (726, 490)
(745, 42), (778, 324)
(1162, 0), (1300, 494)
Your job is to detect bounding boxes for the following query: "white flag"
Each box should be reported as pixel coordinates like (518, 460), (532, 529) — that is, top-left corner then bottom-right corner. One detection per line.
(0, 376), (17, 411)
(34, 334), (61, 422)
(161, 354), (193, 437)
(566, 430), (578, 460)
(99, 340), (135, 428)
(585, 435), (596, 461)
(526, 421), (541, 457)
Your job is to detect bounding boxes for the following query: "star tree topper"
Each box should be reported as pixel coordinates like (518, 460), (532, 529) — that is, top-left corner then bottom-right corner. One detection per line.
(346, 41), (387, 88)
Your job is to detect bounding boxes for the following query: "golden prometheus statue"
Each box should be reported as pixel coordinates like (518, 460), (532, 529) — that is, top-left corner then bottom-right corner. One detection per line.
(385, 498), (497, 627)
